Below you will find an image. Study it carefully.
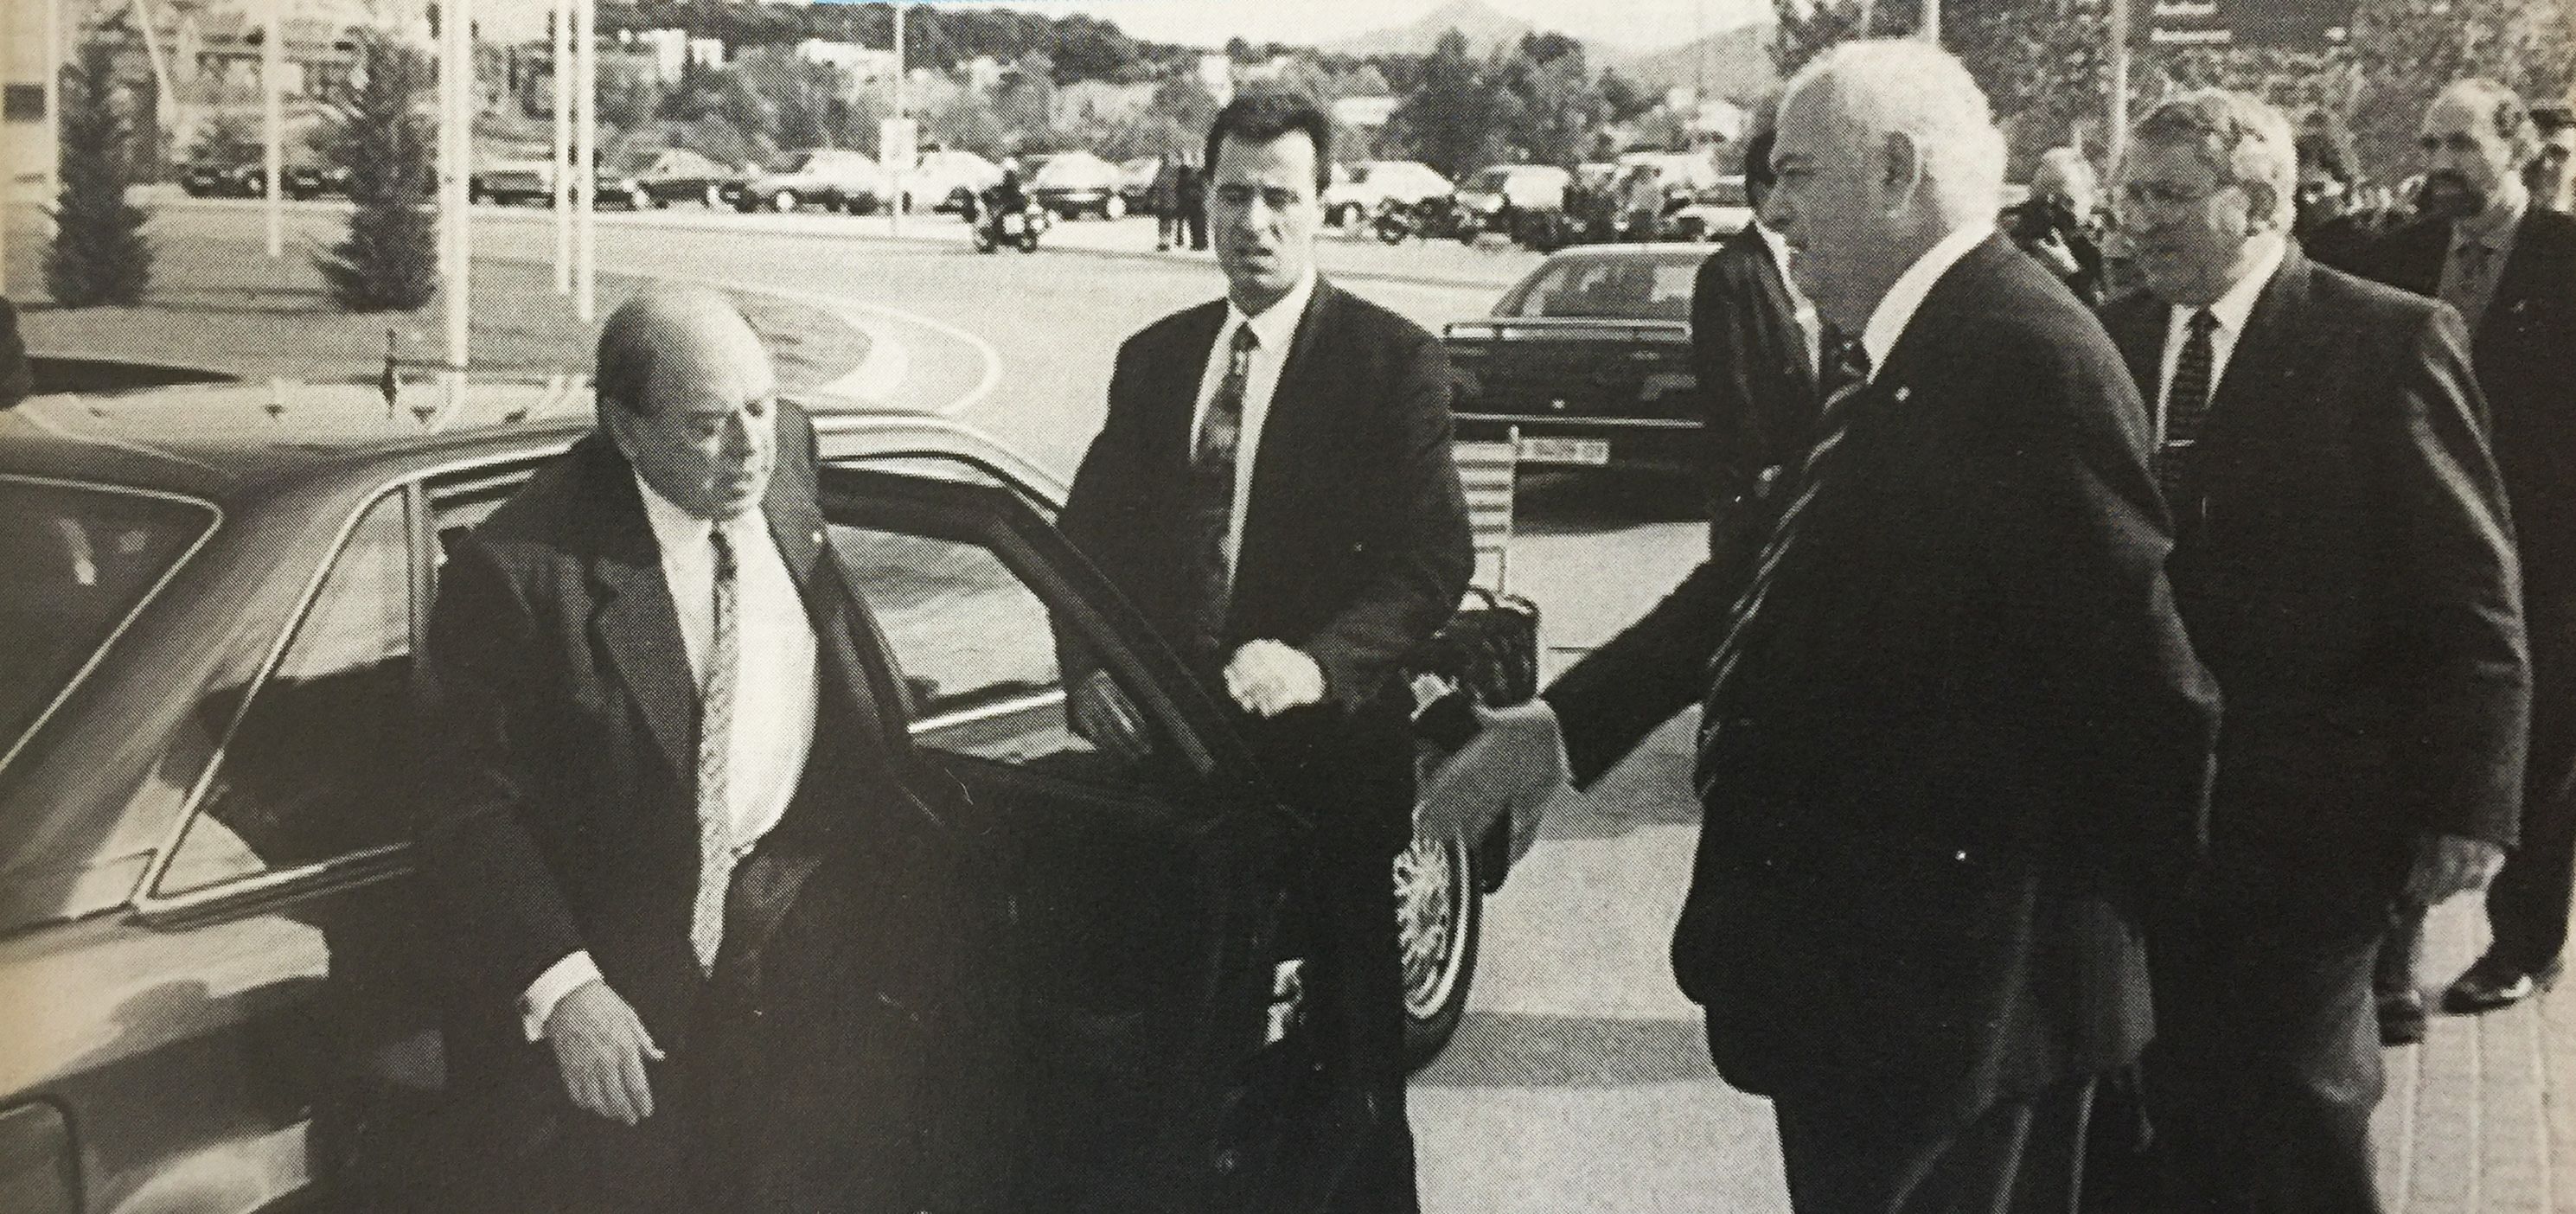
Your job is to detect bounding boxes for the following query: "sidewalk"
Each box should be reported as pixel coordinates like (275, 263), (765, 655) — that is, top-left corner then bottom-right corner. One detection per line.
(2382, 896), (2576, 1212)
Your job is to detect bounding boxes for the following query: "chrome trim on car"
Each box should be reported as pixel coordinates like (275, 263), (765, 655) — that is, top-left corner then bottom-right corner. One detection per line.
(1451, 413), (1702, 430)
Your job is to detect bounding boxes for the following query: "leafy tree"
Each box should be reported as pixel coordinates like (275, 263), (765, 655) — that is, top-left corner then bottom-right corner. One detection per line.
(2343, 0), (2574, 179)
(1769, 0), (1871, 77)
(1599, 69), (1660, 123)
(1493, 35), (1606, 167)
(47, 37), (154, 307)
(597, 57), (664, 132)
(314, 31), (438, 312)
(1389, 31), (1509, 177)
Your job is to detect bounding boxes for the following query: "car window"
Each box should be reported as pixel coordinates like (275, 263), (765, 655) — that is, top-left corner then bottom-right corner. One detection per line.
(1510, 258), (1697, 321)
(0, 478), (216, 765)
(161, 491), (414, 895)
(829, 520), (1152, 782)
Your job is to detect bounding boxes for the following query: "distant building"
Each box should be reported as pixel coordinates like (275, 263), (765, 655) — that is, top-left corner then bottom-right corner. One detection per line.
(796, 39), (897, 86)
(1198, 54), (1233, 106)
(1333, 95), (1397, 130)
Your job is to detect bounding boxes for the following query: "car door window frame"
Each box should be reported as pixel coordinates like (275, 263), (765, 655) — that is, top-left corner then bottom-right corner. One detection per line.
(138, 446), (572, 920)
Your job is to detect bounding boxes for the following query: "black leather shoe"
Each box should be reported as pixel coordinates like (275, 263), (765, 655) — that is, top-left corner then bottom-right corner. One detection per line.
(2378, 988), (2427, 1045)
(2442, 955), (2565, 1013)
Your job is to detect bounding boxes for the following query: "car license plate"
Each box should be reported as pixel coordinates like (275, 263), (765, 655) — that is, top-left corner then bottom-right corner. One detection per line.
(1516, 436), (1610, 465)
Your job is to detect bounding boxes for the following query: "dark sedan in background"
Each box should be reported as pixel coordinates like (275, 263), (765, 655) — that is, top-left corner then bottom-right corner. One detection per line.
(178, 160), (348, 201)
(1442, 243), (1711, 477)
(0, 375), (1516, 1213)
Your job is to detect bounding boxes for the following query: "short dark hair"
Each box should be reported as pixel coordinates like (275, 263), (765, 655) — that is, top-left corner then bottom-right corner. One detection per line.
(1205, 92), (1334, 193)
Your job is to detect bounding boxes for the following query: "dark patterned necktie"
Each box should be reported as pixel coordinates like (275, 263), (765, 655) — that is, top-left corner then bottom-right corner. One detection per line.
(1696, 346), (1872, 789)
(1182, 323), (1259, 655)
(690, 527), (739, 974)
(2155, 309), (2220, 508)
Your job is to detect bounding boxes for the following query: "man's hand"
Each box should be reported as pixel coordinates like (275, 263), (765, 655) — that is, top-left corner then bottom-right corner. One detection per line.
(1224, 640), (1326, 717)
(1069, 668), (1153, 764)
(544, 978), (664, 1125)
(2405, 834), (2508, 906)
(1416, 700), (1575, 842)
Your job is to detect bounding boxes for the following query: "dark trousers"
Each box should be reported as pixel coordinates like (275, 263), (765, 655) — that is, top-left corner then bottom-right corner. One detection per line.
(2145, 851), (2387, 1213)
(1307, 844), (1422, 1214)
(1158, 211), (1183, 248)
(1186, 204), (1209, 250)
(1772, 1077), (2095, 1214)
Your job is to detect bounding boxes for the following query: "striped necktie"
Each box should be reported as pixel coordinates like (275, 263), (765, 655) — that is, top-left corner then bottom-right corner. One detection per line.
(2155, 309), (2219, 508)
(690, 526), (740, 974)
(1696, 347), (1873, 785)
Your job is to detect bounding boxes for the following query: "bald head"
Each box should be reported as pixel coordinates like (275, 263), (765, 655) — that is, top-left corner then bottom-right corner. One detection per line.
(596, 286), (780, 520)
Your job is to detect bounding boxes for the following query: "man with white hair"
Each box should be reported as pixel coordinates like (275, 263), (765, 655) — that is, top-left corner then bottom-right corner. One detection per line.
(2003, 145), (2109, 304)
(2100, 87), (2526, 1211)
(1429, 39), (2217, 1213)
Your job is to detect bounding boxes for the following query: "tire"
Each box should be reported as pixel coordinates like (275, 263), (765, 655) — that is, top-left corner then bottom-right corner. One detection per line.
(704, 183), (725, 209)
(1103, 194), (1126, 220)
(1374, 219), (1409, 245)
(771, 188), (800, 213)
(1395, 827), (1481, 1070)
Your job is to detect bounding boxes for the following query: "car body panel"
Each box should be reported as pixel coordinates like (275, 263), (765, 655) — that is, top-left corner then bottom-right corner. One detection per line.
(1457, 164), (1570, 215)
(1029, 151), (1126, 218)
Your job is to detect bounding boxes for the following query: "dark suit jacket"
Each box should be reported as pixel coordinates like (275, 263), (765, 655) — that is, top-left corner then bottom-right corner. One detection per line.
(1058, 279), (1473, 858)
(2102, 247), (2528, 888)
(2363, 208), (2576, 599)
(1545, 236), (2220, 1134)
(1691, 223), (1819, 565)
(412, 407), (1007, 1209)
(0, 297), (29, 408)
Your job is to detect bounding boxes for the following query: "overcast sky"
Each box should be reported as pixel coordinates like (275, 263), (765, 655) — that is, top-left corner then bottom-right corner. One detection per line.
(879, 1), (1773, 54)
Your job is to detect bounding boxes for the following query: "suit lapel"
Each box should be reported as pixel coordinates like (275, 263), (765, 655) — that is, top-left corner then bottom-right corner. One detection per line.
(2198, 246), (2320, 480)
(1241, 281), (1336, 552)
(1752, 239), (1820, 399)
(576, 441), (697, 774)
(2105, 296), (2167, 409)
(1155, 303), (1231, 482)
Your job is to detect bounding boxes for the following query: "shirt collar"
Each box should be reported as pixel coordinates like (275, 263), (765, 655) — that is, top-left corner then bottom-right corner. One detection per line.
(633, 468), (756, 555)
(1225, 266), (1320, 354)
(2176, 232), (2288, 338)
(1755, 220), (1791, 268)
(1860, 223), (1995, 377)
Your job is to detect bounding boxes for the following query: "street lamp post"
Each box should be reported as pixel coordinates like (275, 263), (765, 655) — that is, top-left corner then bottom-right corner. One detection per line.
(553, 0), (571, 294)
(574, 0), (597, 323)
(265, 0), (284, 257)
(890, 0), (906, 236)
(440, 0), (473, 371)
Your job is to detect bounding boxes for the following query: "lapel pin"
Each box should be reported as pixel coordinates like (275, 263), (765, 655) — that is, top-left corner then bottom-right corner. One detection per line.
(1893, 386), (1911, 403)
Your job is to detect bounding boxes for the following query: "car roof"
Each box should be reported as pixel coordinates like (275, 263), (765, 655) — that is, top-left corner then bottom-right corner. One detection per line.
(1536, 242), (1713, 264)
(0, 380), (1039, 509)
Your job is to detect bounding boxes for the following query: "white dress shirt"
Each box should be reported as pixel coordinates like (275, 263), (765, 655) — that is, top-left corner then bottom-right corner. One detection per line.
(2152, 233), (2287, 443)
(519, 474), (821, 1039)
(1859, 222), (1998, 380)
(1755, 220), (1825, 377)
(1189, 267), (1320, 581)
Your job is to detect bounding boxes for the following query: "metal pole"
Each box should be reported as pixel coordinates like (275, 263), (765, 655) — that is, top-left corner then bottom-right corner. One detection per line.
(265, 0), (284, 256)
(890, 0), (905, 236)
(2107, 0), (2132, 184)
(443, 0), (473, 370)
(1921, 0), (1940, 46)
(574, 0), (596, 323)
(553, 0), (571, 293)
(125, 0), (177, 146)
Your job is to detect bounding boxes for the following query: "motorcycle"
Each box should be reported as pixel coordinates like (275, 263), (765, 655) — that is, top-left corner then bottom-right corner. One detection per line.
(966, 192), (1049, 253)
(1371, 196), (1486, 245)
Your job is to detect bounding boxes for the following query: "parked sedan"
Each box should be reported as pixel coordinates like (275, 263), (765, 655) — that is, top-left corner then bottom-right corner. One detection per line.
(0, 375), (1517, 1213)
(1443, 243), (1711, 476)
(1323, 160), (1455, 227)
(600, 146), (739, 208)
(725, 148), (890, 214)
(1030, 150), (1128, 220)
(179, 159), (348, 200)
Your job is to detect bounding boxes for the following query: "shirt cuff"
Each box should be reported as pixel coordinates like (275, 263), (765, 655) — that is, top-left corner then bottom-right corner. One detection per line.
(521, 951), (603, 1042)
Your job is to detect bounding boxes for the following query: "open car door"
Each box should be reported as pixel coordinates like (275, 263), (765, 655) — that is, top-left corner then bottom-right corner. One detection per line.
(817, 457), (1326, 1212)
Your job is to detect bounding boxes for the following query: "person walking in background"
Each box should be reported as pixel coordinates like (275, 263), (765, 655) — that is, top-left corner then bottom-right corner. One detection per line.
(2003, 146), (2108, 304)
(2364, 79), (2576, 1028)
(1177, 154), (1211, 250)
(2527, 102), (2574, 214)
(2100, 89), (2526, 1209)
(0, 297), (29, 409)
(1429, 40), (2218, 1212)
(1056, 93), (1470, 1212)
(1688, 127), (1831, 574)
(1150, 155), (1185, 252)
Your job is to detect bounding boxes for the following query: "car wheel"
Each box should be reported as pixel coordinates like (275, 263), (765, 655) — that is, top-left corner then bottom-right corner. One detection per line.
(1103, 194), (1127, 220)
(771, 188), (800, 213)
(704, 183), (725, 208)
(1395, 827), (1481, 1069)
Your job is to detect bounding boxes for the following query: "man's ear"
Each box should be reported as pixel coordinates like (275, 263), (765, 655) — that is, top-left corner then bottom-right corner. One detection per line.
(1882, 130), (1927, 201)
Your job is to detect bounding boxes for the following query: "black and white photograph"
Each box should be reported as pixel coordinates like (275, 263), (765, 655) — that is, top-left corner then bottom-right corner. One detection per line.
(0, 0), (2570, 1210)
